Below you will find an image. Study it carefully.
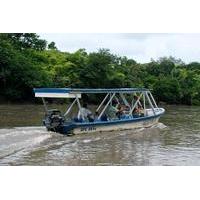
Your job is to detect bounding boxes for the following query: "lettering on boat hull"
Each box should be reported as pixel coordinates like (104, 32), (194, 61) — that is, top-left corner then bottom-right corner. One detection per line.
(80, 127), (97, 132)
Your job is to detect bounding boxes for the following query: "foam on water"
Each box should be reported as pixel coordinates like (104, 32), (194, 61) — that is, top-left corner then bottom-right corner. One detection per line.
(151, 122), (167, 129)
(83, 139), (93, 143)
(0, 123), (167, 161)
(0, 126), (51, 159)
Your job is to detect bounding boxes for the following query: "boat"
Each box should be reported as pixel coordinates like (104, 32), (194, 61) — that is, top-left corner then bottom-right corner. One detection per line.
(33, 88), (165, 135)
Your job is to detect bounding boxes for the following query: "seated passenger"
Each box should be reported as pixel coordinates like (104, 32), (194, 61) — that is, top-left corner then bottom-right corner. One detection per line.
(117, 104), (131, 118)
(78, 103), (94, 122)
(138, 105), (144, 116)
(116, 104), (125, 119)
(105, 100), (121, 119)
(133, 105), (144, 117)
(124, 105), (130, 112)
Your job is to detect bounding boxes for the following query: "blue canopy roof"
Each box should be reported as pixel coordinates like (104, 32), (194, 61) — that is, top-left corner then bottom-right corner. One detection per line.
(34, 88), (149, 96)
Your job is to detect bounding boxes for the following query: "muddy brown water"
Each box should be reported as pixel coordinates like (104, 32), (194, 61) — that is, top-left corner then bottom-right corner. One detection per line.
(0, 104), (200, 165)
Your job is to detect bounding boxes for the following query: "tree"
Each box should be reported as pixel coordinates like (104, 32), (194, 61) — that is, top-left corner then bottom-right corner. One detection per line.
(0, 33), (50, 101)
(80, 49), (114, 88)
(48, 42), (57, 50)
(1, 33), (200, 105)
(6, 33), (47, 51)
(153, 77), (181, 104)
(177, 69), (200, 105)
(187, 62), (200, 71)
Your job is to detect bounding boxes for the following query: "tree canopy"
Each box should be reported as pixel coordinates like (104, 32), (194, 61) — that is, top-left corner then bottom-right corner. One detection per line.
(0, 33), (200, 105)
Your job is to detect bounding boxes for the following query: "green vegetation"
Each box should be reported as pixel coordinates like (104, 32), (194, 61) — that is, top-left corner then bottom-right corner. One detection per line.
(0, 33), (200, 105)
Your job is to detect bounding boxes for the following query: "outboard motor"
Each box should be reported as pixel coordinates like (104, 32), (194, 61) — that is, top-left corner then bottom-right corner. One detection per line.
(43, 109), (65, 132)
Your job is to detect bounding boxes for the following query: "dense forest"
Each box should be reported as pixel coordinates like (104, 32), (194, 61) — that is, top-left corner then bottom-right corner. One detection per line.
(0, 33), (200, 105)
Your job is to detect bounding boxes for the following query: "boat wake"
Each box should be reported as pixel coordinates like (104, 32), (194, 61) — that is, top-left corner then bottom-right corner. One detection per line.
(0, 126), (52, 160)
(0, 122), (167, 165)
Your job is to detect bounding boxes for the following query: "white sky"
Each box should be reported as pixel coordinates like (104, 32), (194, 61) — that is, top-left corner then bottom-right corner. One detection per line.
(39, 33), (200, 64)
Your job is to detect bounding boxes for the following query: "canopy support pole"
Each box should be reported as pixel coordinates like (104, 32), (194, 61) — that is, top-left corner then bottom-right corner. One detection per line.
(148, 91), (158, 108)
(143, 92), (146, 116)
(110, 93), (112, 106)
(145, 92), (156, 115)
(42, 98), (48, 113)
(75, 94), (84, 119)
(129, 93), (143, 115)
(98, 93), (116, 120)
(114, 95), (120, 105)
(120, 93), (130, 107)
(96, 93), (109, 112)
(64, 98), (77, 117)
(132, 92), (143, 108)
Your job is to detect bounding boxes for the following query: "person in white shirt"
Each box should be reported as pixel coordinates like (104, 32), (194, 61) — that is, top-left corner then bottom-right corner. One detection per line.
(78, 103), (94, 122)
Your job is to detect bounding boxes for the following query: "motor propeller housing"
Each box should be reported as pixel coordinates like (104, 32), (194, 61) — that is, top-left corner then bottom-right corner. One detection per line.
(43, 109), (64, 132)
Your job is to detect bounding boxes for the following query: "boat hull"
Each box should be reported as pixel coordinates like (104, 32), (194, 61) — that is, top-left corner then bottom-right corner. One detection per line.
(72, 116), (160, 135)
(57, 109), (165, 135)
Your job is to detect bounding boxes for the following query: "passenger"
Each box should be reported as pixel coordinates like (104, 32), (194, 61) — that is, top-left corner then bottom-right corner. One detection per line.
(133, 105), (144, 117)
(105, 100), (121, 119)
(117, 104), (130, 118)
(138, 105), (144, 116)
(133, 95), (143, 116)
(78, 103), (94, 122)
(116, 104), (125, 119)
(132, 108), (140, 118)
(125, 105), (130, 111)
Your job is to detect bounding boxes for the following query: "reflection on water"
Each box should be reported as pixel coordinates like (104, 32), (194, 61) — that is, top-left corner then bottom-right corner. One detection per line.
(0, 104), (200, 165)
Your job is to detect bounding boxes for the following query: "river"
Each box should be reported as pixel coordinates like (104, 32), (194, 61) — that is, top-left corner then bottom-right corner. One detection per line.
(0, 104), (199, 165)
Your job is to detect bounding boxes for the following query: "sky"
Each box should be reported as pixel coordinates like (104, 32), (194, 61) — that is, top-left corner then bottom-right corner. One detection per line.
(39, 33), (200, 64)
